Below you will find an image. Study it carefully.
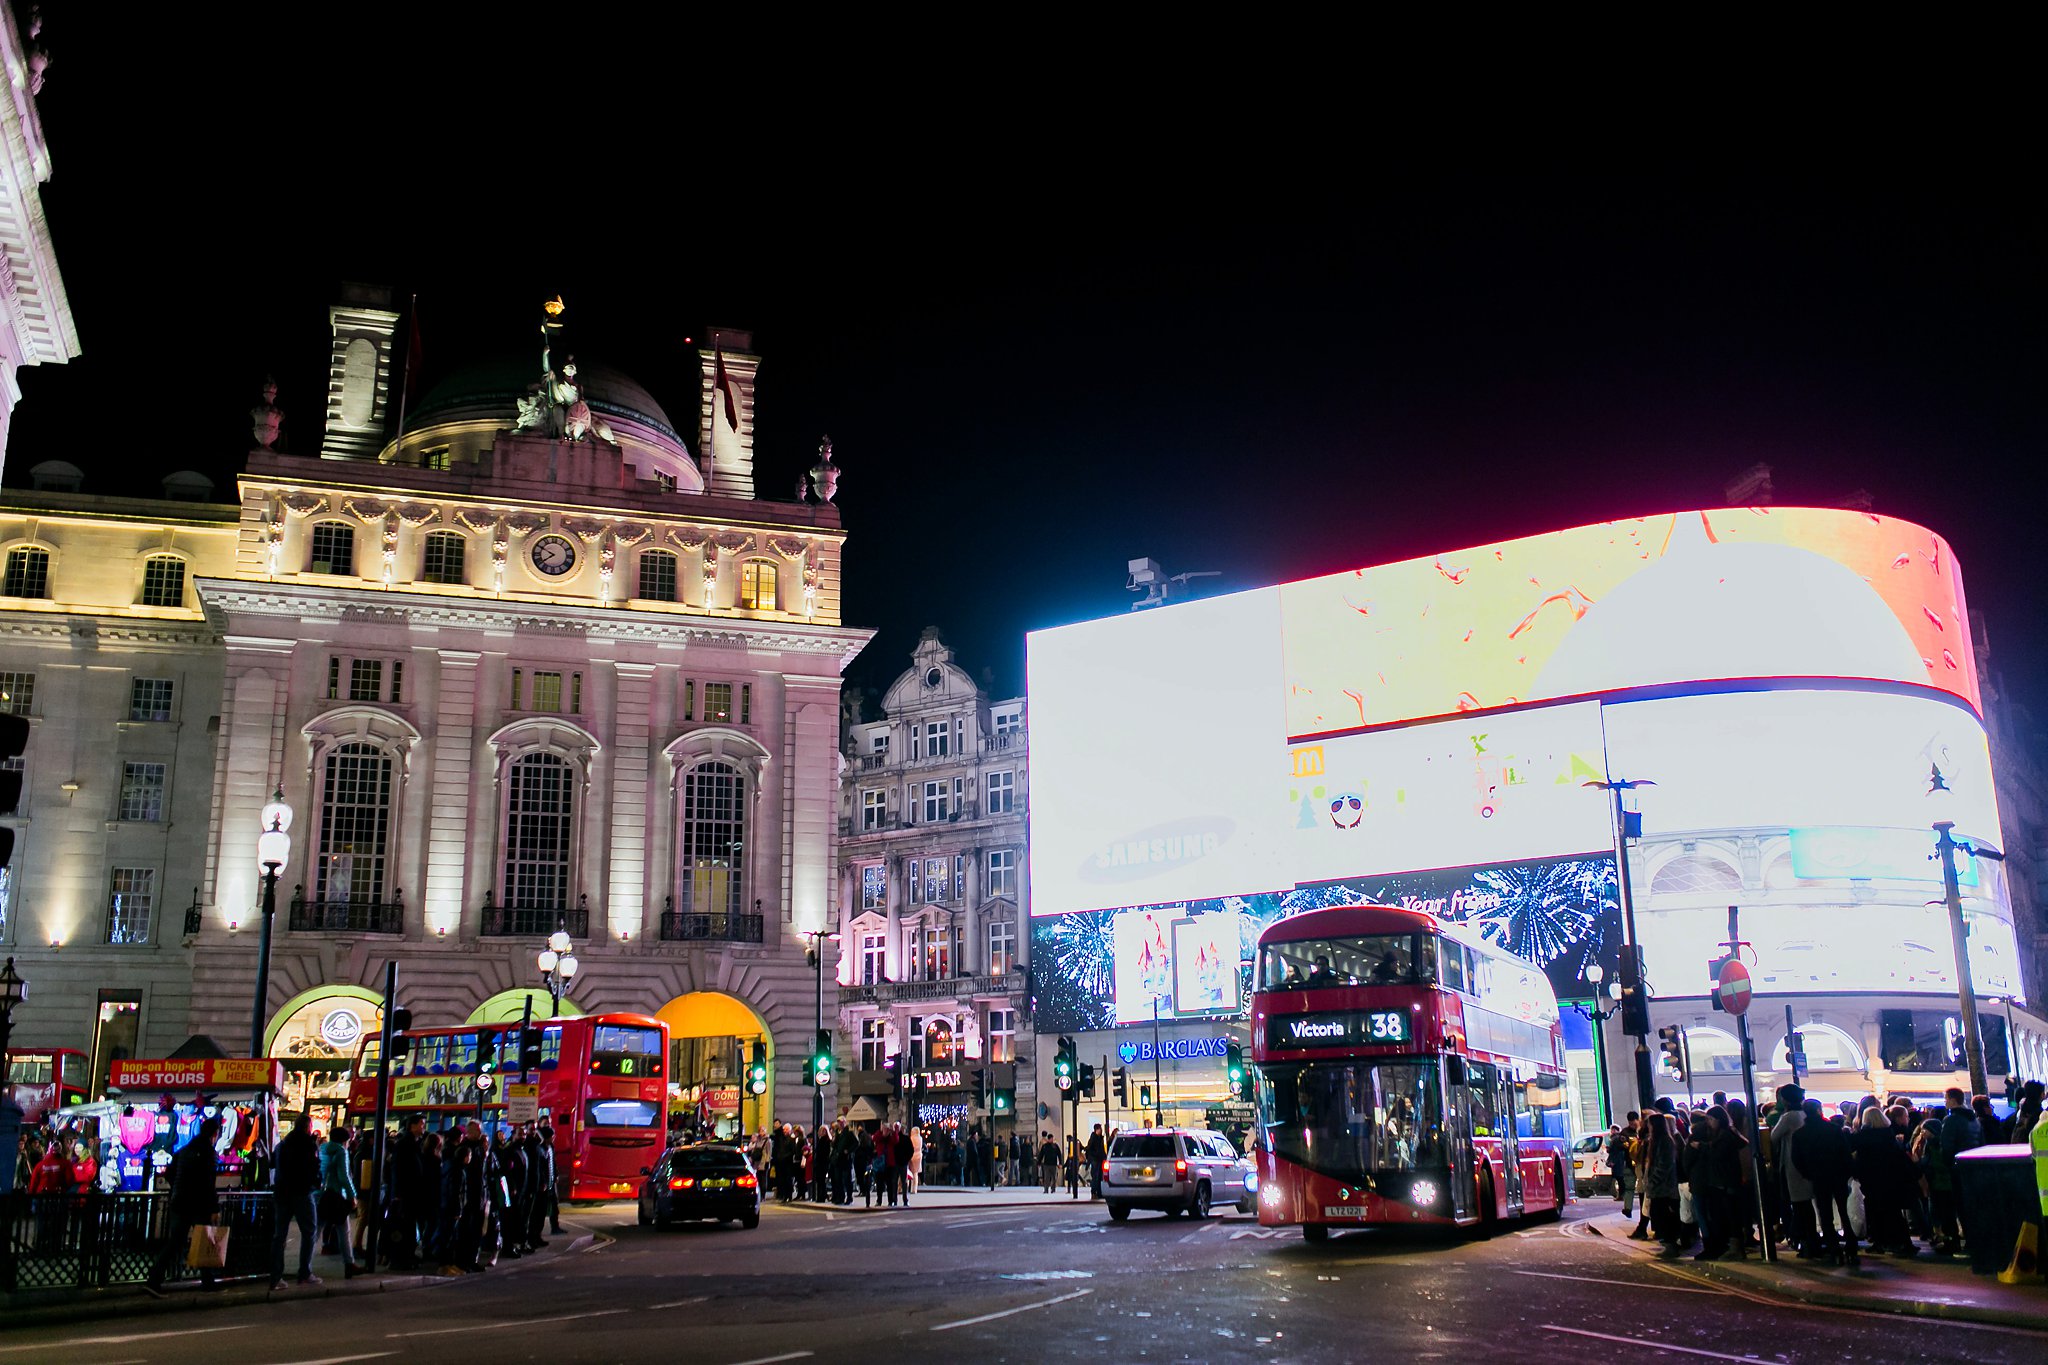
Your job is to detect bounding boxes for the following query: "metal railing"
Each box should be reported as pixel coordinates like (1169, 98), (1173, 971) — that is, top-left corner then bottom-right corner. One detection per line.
(658, 911), (765, 943)
(290, 893), (404, 934)
(838, 971), (1022, 1006)
(479, 897), (589, 938)
(0, 1189), (274, 1292)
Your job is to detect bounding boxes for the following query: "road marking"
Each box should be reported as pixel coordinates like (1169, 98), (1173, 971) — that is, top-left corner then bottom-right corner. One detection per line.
(724, 1354), (813, 1365)
(1001, 1270), (1094, 1280)
(932, 1288), (1094, 1332)
(1230, 1228), (1284, 1239)
(944, 1212), (1040, 1229)
(1542, 1325), (1767, 1361)
(651, 1296), (711, 1309)
(387, 1309), (628, 1338)
(0, 1325), (254, 1353)
(1515, 1270), (1731, 1295)
(259, 1356), (395, 1365)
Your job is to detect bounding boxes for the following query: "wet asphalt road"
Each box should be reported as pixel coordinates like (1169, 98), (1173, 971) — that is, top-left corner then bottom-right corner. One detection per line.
(3, 1200), (2041, 1363)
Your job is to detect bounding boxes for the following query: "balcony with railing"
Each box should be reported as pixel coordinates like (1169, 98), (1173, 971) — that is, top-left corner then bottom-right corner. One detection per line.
(658, 903), (765, 942)
(290, 888), (405, 935)
(479, 892), (589, 938)
(838, 970), (1023, 1006)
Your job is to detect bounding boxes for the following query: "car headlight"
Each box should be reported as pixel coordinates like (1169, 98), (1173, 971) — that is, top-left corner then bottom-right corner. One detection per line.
(1244, 1170), (1259, 1194)
(1409, 1179), (1438, 1207)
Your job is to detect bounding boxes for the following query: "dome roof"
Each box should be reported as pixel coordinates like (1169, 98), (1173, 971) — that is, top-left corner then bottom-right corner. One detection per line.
(410, 355), (684, 443)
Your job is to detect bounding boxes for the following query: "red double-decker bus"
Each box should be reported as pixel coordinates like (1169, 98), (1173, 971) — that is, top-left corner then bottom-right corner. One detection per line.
(350, 1014), (669, 1201)
(1251, 904), (1572, 1241)
(4, 1048), (91, 1123)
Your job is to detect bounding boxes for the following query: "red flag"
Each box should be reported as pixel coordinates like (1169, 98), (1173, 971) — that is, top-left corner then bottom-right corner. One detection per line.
(713, 341), (741, 433)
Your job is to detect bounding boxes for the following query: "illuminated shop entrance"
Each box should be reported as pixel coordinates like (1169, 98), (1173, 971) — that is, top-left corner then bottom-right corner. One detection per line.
(658, 991), (771, 1140)
(264, 986), (384, 1130)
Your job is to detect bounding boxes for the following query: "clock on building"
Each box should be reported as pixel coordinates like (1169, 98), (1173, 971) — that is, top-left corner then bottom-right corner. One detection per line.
(531, 534), (578, 576)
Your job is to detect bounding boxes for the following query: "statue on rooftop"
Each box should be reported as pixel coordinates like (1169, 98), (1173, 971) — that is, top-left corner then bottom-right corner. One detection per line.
(512, 297), (618, 447)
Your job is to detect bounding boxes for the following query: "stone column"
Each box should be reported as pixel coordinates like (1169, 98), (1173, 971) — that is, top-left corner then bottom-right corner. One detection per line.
(885, 855), (904, 981)
(424, 651), (480, 941)
(961, 849), (982, 976)
(609, 662), (655, 942)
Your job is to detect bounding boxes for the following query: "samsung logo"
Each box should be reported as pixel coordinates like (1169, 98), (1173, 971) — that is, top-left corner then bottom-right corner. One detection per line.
(1083, 817), (1234, 883)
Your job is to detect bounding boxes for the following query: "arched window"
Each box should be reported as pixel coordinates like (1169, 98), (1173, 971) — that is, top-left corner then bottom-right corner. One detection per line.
(316, 742), (394, 902)
(680, 761), (744, 918)
(308, 522), (355, 576)
(139, 555), (186, 607)
(639, 549), (678, 602)
(1650, 853), (1743, 896)
(926, 1017), (956, 1065)
(1678, 1025), (1744, 1076)
(739, 560), (777, 611)
(503, 753), (575, 908)
(2, 546), (50, 598)
(420, 531), (466, 585)
(1771, 1021), (1865, 1073)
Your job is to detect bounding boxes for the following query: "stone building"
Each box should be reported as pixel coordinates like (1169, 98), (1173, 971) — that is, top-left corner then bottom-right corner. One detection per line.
(1, 286), (871, 1136)
(0, 3), (79, 478)
(834, 630), (1031, 1136)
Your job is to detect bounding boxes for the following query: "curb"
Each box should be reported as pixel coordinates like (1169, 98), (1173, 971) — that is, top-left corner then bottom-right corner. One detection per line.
(1590, 1218), (2048, 1332)
(0, 1229), (600, 1333)
(781, 1196), (1107, 1215)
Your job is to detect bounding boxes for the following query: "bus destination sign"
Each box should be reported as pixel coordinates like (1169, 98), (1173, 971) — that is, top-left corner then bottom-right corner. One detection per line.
(1266, 1009), (1413, 1050)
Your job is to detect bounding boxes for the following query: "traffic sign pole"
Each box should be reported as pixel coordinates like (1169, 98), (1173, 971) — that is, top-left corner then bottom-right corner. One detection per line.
(1726, 905), (1774, 1263)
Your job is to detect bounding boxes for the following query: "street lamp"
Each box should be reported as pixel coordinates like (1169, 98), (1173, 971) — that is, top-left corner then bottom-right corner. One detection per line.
(1, 956), (25, 1076)
(537, 926), (579, 1015)
(803, 930), (839, 1148)
(1584, 776), (1656, 1109)
(250, 788), (293, 1059)
(1569, 962), (1624, 1127)
(1928, 763), (1999, 1097)
(0, 957), (24, 1194)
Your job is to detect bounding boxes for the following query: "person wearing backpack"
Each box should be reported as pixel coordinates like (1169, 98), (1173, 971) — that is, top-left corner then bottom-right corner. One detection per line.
(1928, 1087), (1981, 1256)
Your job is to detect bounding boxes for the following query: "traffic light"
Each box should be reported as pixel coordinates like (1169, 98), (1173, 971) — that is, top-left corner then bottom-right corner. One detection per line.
(389, 1007), (414, 1063)
(1226, 1042), (1247, 1100)
(747, 1042), (769, 1095)
(0, 712), (28, 866)
(811, 1029), (833, 1087)
(1053, 1036), (1075, 1092)
(476, 1032), (498, 1096)
(991, 1087), (1014, 1116)
(519, 1026), (544, 1072)
(1138, 1082), (1153, 1109)
(1078, 1063), (1096, 1098)
(973, 1069), (988, 1107)
(1656, 1025), (1685, 1080)
(1112, 1067), (1129, 1105)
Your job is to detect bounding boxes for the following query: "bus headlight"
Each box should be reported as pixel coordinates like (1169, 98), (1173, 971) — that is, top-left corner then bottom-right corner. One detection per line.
(1409, 1179), (1438, 1207)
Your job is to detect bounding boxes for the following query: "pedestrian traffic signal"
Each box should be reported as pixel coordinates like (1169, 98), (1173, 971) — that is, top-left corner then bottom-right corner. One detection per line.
(1226, 1042), (1247, 1099)
(519, 1026), (544, 1072)
(1078, 1063), (1096, 1098)
(1657, 1025), (1686, 1080)
(1053, 1036), (1076, 1092)
(747, 1042), (769, 1095)
(1112, 1066), (1129, 1105)
(1138, 1082), (1153, 1109)
(811, 1029), (833, 1087)
(476, 1034), (498, 1095)
(0, 713), (29, 868)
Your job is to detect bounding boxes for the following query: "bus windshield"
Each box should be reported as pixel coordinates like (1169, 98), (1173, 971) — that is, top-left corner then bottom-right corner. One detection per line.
(1257, 1059), (1446, 1178)
(1260, 935), (1432, 990)
(590, 1025), (663, 1078)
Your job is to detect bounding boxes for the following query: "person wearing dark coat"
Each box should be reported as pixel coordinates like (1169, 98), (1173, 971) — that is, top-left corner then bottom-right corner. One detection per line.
(1792, 1099), (1858, 1265)
(147, 1117), (223, 1296)
(1848, 1105), (1913, 1255)
(382, 1114), (426, 1270)
(437, 1131), (471, 1273)
(1686, 1106), (1746, 1260)
(522, 1126), (553, 1249)
(830, 1121), (858, 1205)
(270, 1115), (323, 1288)
(416, 1132), (445, 1265)
(497, 1130), (529, 1259)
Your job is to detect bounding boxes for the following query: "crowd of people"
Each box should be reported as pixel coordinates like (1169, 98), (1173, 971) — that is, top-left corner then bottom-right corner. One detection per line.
(1600, 1080), (2045, 1266)
(729, 1118), (1137, 1206)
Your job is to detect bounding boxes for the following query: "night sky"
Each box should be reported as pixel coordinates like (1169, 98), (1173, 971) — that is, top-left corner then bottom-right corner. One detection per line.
(11, 17), (2043, 724)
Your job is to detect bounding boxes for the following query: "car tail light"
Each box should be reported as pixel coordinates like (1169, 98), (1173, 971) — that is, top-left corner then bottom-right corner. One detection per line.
(669, 1176), (695, 1189)
(1101, 1161), (1110, 1174)
(1174, 1159), (1187, 1174)
(737, 1173), (758, 1188)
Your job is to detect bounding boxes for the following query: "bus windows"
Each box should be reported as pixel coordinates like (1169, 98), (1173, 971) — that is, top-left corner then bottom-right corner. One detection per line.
(1257, 1062), (1444, 1179)
(1436, 939), (1468, 994)
(590, 1025), (663, 1078)
(1465, 1060), (1498, 1138)
(1518, 1075), (1566, 1138)
(587, 1098), (661, 1128)
(1260, 935), (1416, 990)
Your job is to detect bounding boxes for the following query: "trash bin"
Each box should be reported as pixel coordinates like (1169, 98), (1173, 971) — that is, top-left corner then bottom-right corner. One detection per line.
(1954, 1144), (2043, 1275)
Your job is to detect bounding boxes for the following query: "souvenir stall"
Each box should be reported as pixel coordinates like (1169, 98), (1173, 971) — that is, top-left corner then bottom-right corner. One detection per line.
(102, 1059), (284, 1192)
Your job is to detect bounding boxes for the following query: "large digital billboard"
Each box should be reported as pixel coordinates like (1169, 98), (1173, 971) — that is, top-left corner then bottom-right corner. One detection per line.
(1279, 507), (1977, 737)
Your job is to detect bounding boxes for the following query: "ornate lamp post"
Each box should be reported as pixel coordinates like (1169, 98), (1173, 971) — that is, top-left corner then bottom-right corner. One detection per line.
(0, 956), (24, 1194)
(250, 788), (293, 1059)
(1570, 963), (1624, 1128)
(537, 927), (579, 1015)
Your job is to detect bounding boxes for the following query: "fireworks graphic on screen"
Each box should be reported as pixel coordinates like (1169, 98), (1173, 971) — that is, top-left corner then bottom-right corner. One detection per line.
(1463, 857), (1617, 980)
(1032, 911), (1118, 1031)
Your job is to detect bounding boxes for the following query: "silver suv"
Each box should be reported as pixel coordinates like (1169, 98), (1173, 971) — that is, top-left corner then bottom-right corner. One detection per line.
(1102, 1127), (1251, 1221)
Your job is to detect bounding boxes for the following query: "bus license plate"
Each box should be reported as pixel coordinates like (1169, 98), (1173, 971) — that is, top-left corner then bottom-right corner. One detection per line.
(1323, 1205), (1367, 1218)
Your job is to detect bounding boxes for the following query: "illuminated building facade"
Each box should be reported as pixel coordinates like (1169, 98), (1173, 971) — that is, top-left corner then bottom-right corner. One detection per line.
(1, 286), (871, 1131)
(1026, 508), (2047, 1132)
(0, 4), (80, 479)
(835, 631), (1032, 1129)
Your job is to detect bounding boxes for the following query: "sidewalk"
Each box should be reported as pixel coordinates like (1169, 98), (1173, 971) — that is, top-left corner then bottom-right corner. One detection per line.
(785, 1183), (1139, 1213)
(0, 1219), (605, 1332)
(1588, 1208), (2048, 1330)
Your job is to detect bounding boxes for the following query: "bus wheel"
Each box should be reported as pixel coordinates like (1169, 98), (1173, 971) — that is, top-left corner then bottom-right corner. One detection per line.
(1302, 1224), (1330, 1245)
(1532, 1161), (1566, 1222)
(1476, 1174), (1498, 1238)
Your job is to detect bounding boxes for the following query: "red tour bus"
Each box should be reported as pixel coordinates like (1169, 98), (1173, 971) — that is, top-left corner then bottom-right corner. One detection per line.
(4, 1048), (91, 1123)
(350, 1013), (669, 1201)
(1251, 904), (1572, 1241)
